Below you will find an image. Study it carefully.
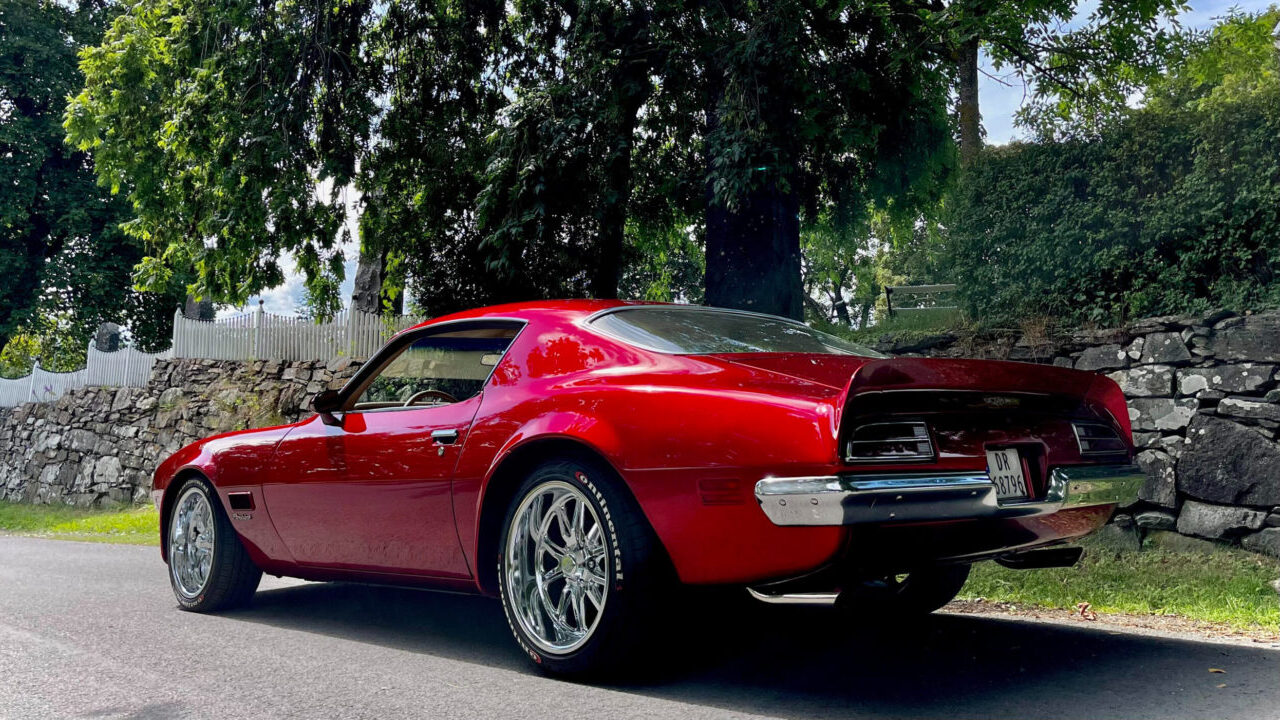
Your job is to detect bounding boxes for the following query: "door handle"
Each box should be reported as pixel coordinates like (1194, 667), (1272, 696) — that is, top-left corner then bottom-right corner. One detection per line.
(431, 429), (460, 445)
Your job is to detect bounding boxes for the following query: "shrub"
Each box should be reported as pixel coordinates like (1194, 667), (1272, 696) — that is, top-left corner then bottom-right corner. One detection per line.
(946, 84), (1280, 325)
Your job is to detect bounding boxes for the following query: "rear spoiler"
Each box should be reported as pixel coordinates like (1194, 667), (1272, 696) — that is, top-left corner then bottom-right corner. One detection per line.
(839, 357), (1132, 440)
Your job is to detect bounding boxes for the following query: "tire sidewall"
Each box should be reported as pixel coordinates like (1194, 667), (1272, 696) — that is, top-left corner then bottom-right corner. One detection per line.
(497, 459), (635, 674)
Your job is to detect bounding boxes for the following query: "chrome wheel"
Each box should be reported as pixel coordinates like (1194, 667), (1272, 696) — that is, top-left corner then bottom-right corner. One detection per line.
(504, 480), (610, 655)
(169, 486), (215, 599)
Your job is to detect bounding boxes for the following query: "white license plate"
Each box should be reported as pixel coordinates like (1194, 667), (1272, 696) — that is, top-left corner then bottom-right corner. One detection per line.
(986, 448), (1029, 502)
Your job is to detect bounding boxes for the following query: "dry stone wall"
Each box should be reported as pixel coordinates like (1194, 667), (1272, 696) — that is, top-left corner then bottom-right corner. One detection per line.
(0, 357), (361, 507)
(869, 309), (1280, 557)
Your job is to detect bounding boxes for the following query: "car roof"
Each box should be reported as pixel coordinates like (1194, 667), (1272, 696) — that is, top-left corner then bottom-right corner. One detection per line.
(406, 299), (662, 331)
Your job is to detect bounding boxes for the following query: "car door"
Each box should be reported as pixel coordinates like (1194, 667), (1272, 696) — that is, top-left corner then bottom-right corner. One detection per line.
(263, 322), (520, 578)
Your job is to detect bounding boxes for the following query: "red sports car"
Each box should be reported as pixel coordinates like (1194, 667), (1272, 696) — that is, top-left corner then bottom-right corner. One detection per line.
(153, 300), (1141, 675)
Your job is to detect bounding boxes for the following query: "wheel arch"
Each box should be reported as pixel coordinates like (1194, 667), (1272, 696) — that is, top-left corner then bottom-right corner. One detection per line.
(474, 436), (662, 596)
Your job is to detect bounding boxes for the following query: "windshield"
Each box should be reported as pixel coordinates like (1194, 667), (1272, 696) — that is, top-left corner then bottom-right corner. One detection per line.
(587, 307), (885, 357)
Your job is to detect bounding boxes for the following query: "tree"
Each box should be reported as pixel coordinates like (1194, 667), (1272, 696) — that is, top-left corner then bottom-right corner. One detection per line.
(1143, 7), (1280, 112)
(0, 0), (176, 363)
(67, 0), (1190, 327)
(946, 0), (1187, 159)
(66, 0), (375, 317)
(811, 0), (1188, 329)
(943, 9), (1280, 325)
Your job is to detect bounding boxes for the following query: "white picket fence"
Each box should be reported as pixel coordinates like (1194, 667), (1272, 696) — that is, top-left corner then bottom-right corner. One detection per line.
(0, 345), (172, 408)
(171, 305), (423, 362)
(0, 306), (424, 408)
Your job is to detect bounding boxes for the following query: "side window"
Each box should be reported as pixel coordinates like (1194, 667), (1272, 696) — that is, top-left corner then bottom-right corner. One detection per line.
(350, 328), (518, 411)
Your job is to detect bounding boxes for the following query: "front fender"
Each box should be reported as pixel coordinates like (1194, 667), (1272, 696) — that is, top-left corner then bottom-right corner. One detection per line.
(152, 424), (297, 565)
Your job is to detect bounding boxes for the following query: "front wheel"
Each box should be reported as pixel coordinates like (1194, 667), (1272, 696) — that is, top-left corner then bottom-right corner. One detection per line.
(167, 476), (262, 612)
(835, 564), (971, 618)
(497, 457), (667, 677)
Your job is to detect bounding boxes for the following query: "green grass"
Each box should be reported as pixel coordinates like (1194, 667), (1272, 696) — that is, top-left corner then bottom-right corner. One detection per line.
(0, 500), (159, 545)
(961, 534), (1280, 633)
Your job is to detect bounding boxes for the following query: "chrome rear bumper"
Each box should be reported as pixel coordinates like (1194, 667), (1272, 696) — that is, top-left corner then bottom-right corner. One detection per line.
(754, 464), (1143, 527)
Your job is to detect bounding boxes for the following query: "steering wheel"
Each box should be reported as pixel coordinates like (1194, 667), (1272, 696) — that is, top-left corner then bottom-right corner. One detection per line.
(403, 389), (458, 407)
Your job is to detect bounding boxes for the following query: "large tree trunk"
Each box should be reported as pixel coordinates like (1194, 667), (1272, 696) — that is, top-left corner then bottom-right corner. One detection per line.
(591, 14), (656, 300)
(594, 56), (651, 299)
(704, 181), (803, 320)
(351, 245), (402, 315)
(956, 36), (982, 167)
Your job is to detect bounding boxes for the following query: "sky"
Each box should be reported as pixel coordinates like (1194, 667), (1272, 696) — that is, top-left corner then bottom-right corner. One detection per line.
(225, 0), (1274, 319)
(981, 0), (1277, 144)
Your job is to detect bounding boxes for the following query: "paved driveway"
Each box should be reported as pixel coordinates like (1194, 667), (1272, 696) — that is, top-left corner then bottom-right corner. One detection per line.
(1, 536), (1277, 719)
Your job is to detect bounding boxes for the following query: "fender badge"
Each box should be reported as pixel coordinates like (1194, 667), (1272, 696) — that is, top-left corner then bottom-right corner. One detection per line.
(232, 513), (253, 521)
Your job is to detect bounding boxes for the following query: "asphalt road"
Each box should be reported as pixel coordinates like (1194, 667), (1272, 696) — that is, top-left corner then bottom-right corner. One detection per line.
(2, 536), (1279, 720)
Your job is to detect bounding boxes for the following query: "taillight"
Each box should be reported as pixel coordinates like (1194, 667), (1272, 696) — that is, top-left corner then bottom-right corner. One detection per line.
(1085, 375), (1132, 441)
(845, 421), (935, 463)
(1073, 422), (1127, 456)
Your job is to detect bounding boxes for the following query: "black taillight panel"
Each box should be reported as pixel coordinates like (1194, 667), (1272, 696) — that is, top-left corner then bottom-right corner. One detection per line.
(845, 421), (936, 463)
(1072, 422), (1127, 456)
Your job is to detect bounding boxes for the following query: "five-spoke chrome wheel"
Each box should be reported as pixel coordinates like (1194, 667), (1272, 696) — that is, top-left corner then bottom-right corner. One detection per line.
(169, 485), (216, 599)
(504, 480), (610, 655)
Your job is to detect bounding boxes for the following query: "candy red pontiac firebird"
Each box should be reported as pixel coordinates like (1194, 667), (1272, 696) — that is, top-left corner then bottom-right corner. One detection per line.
(153, 300), (1141, 675)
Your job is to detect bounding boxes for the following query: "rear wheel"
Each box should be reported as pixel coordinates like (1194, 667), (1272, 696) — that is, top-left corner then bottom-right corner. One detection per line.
(497, 457), (667, 677)
(836, 564), (970, 617)
(167, 476), (261, 612)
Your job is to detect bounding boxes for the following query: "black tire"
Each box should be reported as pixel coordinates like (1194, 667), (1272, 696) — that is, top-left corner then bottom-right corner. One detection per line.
(496, 456), (669, 677)
(166, 476), (262, 612)
(835, 564), (970, 618)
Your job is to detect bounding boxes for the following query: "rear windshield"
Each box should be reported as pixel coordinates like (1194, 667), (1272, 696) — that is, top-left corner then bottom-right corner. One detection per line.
(588, 307), (884, 357)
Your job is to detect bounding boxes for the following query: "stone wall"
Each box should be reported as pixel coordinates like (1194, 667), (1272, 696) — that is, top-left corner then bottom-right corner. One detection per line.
(0, 357), (361, 507)
(868, 310), (1280, 557)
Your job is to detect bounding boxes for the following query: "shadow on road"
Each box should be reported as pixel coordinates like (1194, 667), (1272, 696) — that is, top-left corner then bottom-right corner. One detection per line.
(230, 581), (1280, 719)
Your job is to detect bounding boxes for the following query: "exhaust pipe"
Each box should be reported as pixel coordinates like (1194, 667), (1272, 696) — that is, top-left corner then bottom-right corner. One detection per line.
(995, 546), (1084, 569)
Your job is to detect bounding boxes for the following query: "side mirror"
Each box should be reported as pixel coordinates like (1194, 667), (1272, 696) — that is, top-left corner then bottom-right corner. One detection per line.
(311, 389), (344, 426)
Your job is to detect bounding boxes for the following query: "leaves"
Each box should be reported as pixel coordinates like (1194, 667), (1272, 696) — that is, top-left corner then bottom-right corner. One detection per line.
(68, 0), (374, 312)
(943, 19), (1280, 327)
(0, 0), (181, 362)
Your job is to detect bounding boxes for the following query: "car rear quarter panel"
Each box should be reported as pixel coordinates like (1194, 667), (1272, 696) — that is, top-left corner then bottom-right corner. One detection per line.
(454, 316), (851, 586)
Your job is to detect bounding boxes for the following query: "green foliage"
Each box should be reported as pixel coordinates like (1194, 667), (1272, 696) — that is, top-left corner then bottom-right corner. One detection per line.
(1146, 7), (1280, 112)
(1002, 0), (1193, 140)
(0, 321), (89, 378)
(63, 0), (1195, 322)
(0, 0), (176, 353)
(66, 0), (373, 312)
(620, 217), (705, 303)
(0, 335), (40, 378)
(799, 0), (1186, 326)
(944, 10), (1280, 326)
